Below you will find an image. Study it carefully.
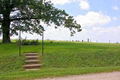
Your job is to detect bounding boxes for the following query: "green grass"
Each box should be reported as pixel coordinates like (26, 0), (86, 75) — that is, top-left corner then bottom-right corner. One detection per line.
(0, 67), (120, 80)
(0, 40), (120, 80)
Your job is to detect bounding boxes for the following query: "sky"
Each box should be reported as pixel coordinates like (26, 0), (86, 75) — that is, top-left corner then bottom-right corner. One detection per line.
(1, 0), (120, 43)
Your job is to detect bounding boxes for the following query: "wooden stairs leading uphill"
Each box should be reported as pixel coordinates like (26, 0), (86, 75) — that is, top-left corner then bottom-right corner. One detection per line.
(23, 53), (42, 71)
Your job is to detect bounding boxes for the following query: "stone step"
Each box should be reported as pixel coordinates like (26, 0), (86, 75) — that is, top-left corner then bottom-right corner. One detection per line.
(24, 60), (41, 63)
(24, 53), (38, 56)
(26, 56), (39, 59)
(23, 64), (42, 68)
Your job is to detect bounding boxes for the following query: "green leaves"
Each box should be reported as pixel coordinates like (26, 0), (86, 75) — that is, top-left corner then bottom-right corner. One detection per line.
(1, 0), (82, 41)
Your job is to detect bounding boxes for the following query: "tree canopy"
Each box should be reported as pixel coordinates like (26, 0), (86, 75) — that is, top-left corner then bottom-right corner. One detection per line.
(0, 0), (82, 43)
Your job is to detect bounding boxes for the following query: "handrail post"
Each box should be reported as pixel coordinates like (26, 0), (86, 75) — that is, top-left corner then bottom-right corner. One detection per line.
(42, 31), (44, 55)
(19, 29), (21, 56)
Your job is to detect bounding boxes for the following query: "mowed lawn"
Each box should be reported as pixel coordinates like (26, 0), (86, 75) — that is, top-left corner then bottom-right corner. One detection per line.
(0, 40), (120, 80)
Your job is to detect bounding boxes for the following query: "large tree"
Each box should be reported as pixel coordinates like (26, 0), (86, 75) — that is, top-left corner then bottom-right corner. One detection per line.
(0, 0), (82, 43)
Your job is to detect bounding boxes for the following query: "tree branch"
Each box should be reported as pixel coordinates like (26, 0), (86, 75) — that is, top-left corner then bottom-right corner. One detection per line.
(10, 0), (16, 10)
(10, 17), (39, 22)
(0, 17), (39, 22)
(0, 20), (2, 22)
(0, 0), (3, 13)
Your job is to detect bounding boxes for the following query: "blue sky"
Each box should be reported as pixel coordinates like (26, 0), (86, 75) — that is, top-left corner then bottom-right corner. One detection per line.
(1, 0), (120, 43)
(45, 0), (120, 43)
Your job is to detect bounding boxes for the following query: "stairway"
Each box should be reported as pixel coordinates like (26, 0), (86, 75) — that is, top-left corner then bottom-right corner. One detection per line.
(23, 53), (42, 71)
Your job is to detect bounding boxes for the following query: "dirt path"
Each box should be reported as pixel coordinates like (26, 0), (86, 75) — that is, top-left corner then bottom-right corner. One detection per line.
(35, 71), (120, 80)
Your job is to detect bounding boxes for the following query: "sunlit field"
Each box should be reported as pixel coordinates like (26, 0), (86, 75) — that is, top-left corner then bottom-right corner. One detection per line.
(0, 40), (120, 80)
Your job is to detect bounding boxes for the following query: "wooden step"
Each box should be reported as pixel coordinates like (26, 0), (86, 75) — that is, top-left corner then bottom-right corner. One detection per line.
(25, 60), (41, 63)
(24, 53), (38, 56)
(25, 68), (41, 71)
(26, 56), (39, 59)
(23, 53), (42, 71)
(23, 64), (42, 68)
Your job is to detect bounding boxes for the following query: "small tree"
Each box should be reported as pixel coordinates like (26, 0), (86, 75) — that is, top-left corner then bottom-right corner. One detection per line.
(0, 0), (82, 43)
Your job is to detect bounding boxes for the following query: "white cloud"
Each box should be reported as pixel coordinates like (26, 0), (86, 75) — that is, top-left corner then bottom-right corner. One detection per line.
(91, 26), (120, 42)
(79, 0), (90, 10)
(71, 26), (120, 43)
(8, 27), (70, 41)
(8, 25), (120, 43)
(44, 26), (70, 40)
(75, 11), (111, 27)
(112, 17), (117, 20)
(92, 26), (120, 36)
(46, 0), (71, 5)
(101, 2), (103, 4)
(9, 26), (71, 41)
(46, 0), (90, 10)
(112, 6), (119, 10)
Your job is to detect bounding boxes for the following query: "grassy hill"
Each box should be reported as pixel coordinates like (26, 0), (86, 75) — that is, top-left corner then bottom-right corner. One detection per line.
(0, 40), (120, 80)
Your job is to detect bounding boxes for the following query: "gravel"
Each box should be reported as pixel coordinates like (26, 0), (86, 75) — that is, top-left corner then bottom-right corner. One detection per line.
(35, 71), (120, 80)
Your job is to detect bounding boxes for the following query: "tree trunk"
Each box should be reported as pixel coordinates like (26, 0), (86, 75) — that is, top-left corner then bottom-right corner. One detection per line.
(2, 14), (11, 43)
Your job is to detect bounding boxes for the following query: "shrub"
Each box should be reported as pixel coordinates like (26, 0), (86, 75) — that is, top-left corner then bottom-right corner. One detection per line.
(15, 39), (19, 43)
(30, 39), (39, 45)
(22, 39), (30, 45)
(50, 41), (53, 43)
(21, 39), (39, 45)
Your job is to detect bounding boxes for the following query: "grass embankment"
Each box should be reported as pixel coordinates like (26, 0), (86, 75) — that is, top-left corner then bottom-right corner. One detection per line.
(0, 40), (120, 80)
